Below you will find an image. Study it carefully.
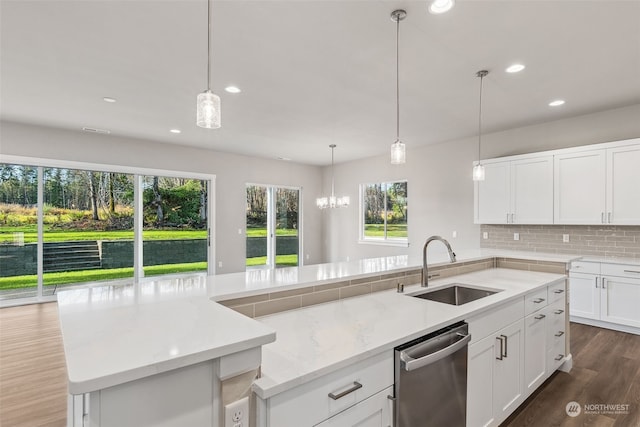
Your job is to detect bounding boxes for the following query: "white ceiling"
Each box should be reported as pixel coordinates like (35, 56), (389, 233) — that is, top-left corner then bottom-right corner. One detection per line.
(1, 0), (639, 166)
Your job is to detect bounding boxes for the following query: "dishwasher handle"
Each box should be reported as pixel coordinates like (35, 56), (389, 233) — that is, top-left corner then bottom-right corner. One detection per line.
(400, 332), (471, 372)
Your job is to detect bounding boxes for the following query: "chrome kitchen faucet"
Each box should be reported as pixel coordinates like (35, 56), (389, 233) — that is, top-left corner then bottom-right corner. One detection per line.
(422, 236), (457, 287)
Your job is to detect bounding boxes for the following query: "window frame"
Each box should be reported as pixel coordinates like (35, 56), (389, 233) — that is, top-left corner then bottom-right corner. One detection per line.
(358, 180), (408, 247)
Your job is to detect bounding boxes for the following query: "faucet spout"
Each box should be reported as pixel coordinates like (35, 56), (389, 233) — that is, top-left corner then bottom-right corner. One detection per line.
(422, 235), (457, 287)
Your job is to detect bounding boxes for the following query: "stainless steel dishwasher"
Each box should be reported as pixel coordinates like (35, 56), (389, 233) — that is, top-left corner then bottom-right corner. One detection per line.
(393, 321), (470, 427)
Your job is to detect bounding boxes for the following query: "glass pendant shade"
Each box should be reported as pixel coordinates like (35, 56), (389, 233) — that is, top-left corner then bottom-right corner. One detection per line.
(390, 140), (406, 165)
(196, 90), (221, 129)
(472, 163), (485, 181)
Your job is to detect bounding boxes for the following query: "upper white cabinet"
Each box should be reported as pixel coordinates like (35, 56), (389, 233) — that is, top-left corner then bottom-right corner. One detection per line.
(475, 138), (640, 225)
(554, 143), (640, 224)
(475, 156), (554, 224)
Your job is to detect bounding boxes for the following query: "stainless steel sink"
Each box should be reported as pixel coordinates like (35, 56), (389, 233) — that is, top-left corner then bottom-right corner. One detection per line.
(410, 284), (500, 306)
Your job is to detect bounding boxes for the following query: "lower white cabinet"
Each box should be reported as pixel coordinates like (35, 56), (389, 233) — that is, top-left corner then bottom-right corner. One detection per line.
(467, 280), (568, 427)
(570, 261), (640, 331)
(315, 387), (392, 427)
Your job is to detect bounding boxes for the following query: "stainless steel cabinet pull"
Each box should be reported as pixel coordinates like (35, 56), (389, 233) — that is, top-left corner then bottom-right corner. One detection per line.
(602, 278), (606, 289)
(608, 212), (612, 223)
(328, 381), (362, 400)
(533, 298), (545, 304)
(555, 331), (565, 337)
(624, 270), (640, 274)
(595, 277), (599, 288)
(496, 336), (504, 360)
(601, 212), (605, 223)
(554, 309), (564, 314)
(506, 213), (510, 223)
(553, 289), (564, 294)
(555, 354), (564, 361)
(511, 213), (515, 223)
(501, 334), (508, 358)
(534, 314), (546, 320)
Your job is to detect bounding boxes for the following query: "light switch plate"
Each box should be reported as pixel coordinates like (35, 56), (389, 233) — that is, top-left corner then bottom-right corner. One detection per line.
(514, 233), (520, 241)
(563, 234), (570, 243)
(483, 232), (489, 239)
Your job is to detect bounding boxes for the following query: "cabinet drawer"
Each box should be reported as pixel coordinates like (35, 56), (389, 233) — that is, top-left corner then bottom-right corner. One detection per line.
(601, 263), (640, 279)
(548, 280), (566, 302)
(525, 288), (548, 316)
(570, 261), (600, 275)
(467, 298), (524, 344)
(267, 351), (393, 427)
(547, 338), (566, 372)
(546, 300), (566, 347)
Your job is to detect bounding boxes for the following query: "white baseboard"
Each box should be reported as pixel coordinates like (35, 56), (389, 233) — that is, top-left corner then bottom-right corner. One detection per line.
(570, 316), (640, 335)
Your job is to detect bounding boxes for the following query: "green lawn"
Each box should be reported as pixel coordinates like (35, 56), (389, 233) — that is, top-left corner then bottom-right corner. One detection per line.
(0, 225), (207, 244)
(364, 224), (407, 238)
(246, 254), (298, 267)
(0, 262), (208, 289)
(245, 228), (297, 238)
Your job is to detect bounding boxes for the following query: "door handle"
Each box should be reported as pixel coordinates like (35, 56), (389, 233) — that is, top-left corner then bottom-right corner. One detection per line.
(555, 354), (564, 361)
(501, 334), (508, 358)
(400, 332), (471, 371)
(554, 309), (564, 315)
(602, 278), (606, 289)
(533, 298), (545, 304)
(595, 277), (599, 288)
(496, 336), (504, 360)
(506, 213), (510, 223)
(608, 212), (612, 223)
(601, 212), (605, 223)
(555, 331), (565, 337)
(534, 314), (546, 320)
(328, 381), (362, 400)
(553, 289), (564, 294)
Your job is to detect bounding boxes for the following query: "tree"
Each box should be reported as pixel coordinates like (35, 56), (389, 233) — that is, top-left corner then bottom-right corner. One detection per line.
(88, 171), (99, 220)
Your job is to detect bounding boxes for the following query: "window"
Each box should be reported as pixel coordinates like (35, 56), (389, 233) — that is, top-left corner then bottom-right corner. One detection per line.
(360, 181), (407, 244)
(246, 184), (300, 269)
(0, 158), (214, 304)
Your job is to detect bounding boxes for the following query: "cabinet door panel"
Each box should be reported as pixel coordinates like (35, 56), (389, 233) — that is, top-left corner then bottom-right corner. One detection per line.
(554, 150), (606, 224)
(467, 335), (496, 427)
(601, 277), (640, 328)
(524, 312), (546, 394)
(607, 145), (640, 224)
(476, 161), (510, 224)
(569, 273), (600, 320)
(493, 320), (524, 421)
(511, 156), (553, 224)
(315, 387), (392, 427)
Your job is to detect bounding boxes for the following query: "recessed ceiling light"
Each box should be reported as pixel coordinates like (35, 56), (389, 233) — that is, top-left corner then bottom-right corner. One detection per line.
(506, 64), (525, 73)
(103, 97), (117, 103)
(82, 127), (110, 134)
(170, 129), (181, 134)
(429, 0), (455, 14)
(549, 100), (566, 107)
(225, 86), (241, 94)
(277, 156), (291, 161)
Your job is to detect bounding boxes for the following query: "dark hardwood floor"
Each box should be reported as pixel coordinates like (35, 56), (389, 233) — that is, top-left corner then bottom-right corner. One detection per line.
(503, 322), (640, 427)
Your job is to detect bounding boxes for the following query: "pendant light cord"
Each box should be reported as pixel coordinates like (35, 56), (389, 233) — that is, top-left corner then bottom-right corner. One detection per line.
(330, 145), (336, 197)
(207, 0), (211, 90)
(395, 15), (400, 142)
(477, 70), (487, 164)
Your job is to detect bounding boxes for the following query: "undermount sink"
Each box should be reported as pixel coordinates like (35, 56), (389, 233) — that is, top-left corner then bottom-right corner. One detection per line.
(410, 284), (500, 306)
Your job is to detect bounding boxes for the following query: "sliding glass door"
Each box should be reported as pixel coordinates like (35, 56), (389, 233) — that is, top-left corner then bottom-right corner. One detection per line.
(246, 184), (299, 269)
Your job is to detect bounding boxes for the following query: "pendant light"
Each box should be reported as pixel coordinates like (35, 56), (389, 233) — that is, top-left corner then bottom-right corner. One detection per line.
(317, 145), (350, 209)
(196, 0), (221, 129)
(390, 9), (407, 165)
(472, 70), (488, 181)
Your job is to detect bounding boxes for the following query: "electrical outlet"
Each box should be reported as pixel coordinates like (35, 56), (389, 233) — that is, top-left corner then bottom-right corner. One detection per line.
(238, 228), (242, 235)
(452, 231), (457, 238)
(218, 261), (223, 268)
(483, 232), (489, 239)
(225, 397), (249, 427)
(563, 234), (570, 243)
(513, 233), (520, 241)
(306, 254), (310, 260)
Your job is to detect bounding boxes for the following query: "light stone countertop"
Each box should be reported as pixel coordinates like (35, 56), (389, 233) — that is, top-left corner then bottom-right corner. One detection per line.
(57, 277), (276, 395)
(252, 267), (567, 399)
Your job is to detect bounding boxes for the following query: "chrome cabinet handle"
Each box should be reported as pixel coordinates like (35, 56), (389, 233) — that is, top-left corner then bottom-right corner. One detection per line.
(496, 336), (504, 360)
(534, 314), (546, 320)
(511, 213), (515, 223)
(595, 277), (599, 288)
(533, 298), (545, 304)
(553, 289), (564, 294)
(624, 270), (640, 274)
(601, 212), (605, 223)
(501, 334), (508, 358)
(555, 354), (564, 361)
(608, 212), (612, 223)
(554, 309), (564, 315)
(328, 381), (362, 400)
(602, 278), (606, 289)
(506, 213), (510, 223)
(555, 331), (565, 337)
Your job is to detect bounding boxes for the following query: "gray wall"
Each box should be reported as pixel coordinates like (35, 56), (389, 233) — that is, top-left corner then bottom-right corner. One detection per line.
(323, 104), (640, 262)
(0, 121), (323, 274)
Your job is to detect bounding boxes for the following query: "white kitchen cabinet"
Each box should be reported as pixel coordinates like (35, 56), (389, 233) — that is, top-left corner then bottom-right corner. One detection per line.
(314, 387), (392, 427)
(555, 143), (640, 225)
(475, 156), (553, 224)
(524, 310), (547, 394)
(570, 261), (640, 331)
(547, 299), (567, 372)
(467, 319), (525, 427)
